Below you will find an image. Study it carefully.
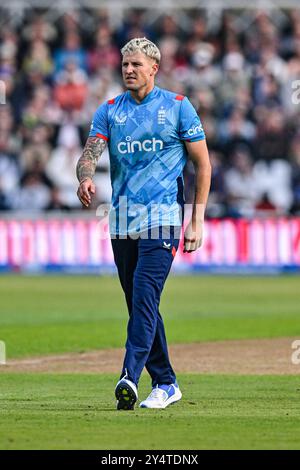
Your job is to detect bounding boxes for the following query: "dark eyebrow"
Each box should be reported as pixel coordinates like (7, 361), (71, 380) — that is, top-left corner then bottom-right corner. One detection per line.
(122, 61), (143, 66)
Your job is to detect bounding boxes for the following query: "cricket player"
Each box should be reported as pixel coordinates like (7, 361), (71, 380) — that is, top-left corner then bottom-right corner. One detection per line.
(76, 38), (211, 410)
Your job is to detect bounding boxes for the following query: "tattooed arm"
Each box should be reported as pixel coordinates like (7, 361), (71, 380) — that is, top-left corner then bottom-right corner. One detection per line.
(76, 136), (107, 207)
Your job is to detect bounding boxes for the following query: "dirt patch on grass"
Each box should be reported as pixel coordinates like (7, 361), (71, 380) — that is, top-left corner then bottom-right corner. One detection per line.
(1, 337), (300, 375)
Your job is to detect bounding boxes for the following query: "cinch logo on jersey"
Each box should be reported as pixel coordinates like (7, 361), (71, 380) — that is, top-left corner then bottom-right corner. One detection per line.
(187, 123), (203, 136)
(117, 136), (164, 154)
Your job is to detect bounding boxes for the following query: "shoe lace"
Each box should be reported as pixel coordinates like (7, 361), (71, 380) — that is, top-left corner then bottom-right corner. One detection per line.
(148, 386), (167, 401)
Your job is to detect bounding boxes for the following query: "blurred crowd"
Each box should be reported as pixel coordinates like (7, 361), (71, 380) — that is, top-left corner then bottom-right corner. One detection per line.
(0, 7), (300, 217)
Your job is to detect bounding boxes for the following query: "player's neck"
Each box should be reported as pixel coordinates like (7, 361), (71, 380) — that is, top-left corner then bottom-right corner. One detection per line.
(130, 83), (155, 104)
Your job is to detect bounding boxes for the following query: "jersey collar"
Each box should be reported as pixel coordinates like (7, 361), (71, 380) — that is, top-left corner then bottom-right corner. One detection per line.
(127, 86), (159, 105)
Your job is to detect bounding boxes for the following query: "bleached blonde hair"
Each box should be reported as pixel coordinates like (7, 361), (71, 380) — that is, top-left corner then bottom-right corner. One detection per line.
(121, 37), (161, 64)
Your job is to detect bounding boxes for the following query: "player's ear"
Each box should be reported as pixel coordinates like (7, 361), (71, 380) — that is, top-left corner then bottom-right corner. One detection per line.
(151, 62), (159, 76)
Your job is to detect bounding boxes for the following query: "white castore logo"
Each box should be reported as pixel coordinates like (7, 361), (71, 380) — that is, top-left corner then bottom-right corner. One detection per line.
(187, 123), (203, 136)
(115, 115), (127, 125)
(117, 136), (164, 154)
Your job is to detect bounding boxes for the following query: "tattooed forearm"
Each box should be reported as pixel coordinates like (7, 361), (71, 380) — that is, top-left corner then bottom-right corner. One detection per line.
(76, 137), (107, 183)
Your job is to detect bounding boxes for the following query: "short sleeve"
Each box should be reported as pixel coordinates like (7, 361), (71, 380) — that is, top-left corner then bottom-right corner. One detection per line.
(178, 97), (205, 142)
(89, 102), (109, 141)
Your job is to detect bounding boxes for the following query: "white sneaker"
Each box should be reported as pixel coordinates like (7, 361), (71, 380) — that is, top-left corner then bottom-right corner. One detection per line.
(139, 384), (182, 409)
(115, 378), (138, 410)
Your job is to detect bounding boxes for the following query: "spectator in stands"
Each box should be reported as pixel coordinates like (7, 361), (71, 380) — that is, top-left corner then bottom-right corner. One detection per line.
(21, 85), (62, 127)
(0, 7), (299, 216)
(254, 107), (289, 161)
(156, 36), (185, 93)
(188, 42), (222, 92)
(218, 107), (256, 157)
(225, 146), (259, 217)
(0, 130), (20, 210)
(45, 187), (71, 211)
(21, 123), (51, 172)
(116, 9), (152, 47)
(53, 59), (88, 111)
(54, 32), (87, 74)
(22, 14), (57, 44)
(219, 51), (250, 112)
(87, 24), (120, 74)
(22, 40), (54, 80)
(253, 72), (282, 107)
(12, 169), (53, 211)
(0, 105), (21, 156)
(253, 159), (292, 215)
(45, 122), (82, 208)
(0, 26), (17, 78)
(289, 134), (300, 215)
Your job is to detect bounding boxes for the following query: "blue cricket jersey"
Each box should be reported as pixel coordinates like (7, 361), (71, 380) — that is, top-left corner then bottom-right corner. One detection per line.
(89, 86), (205, 235)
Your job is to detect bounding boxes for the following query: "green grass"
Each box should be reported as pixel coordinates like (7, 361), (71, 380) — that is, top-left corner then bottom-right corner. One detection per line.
(0, 275), (299, 358)
(0, 275), (299, 450)
(0, 373), (299, 450)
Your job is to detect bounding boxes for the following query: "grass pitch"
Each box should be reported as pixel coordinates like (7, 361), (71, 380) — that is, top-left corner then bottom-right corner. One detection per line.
(0, 275), (299, 358)
(0, 373), (299, 450)
(0, 274), (299, 449)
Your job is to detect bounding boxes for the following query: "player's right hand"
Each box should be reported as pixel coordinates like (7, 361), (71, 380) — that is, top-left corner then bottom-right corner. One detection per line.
(77, 178), (95, 207)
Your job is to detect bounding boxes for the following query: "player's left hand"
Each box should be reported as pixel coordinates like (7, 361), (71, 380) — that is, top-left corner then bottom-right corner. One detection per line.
(183, 220), (204, 253)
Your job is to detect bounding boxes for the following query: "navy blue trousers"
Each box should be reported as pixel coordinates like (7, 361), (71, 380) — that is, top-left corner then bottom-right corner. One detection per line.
(111, 227), (180, 387)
